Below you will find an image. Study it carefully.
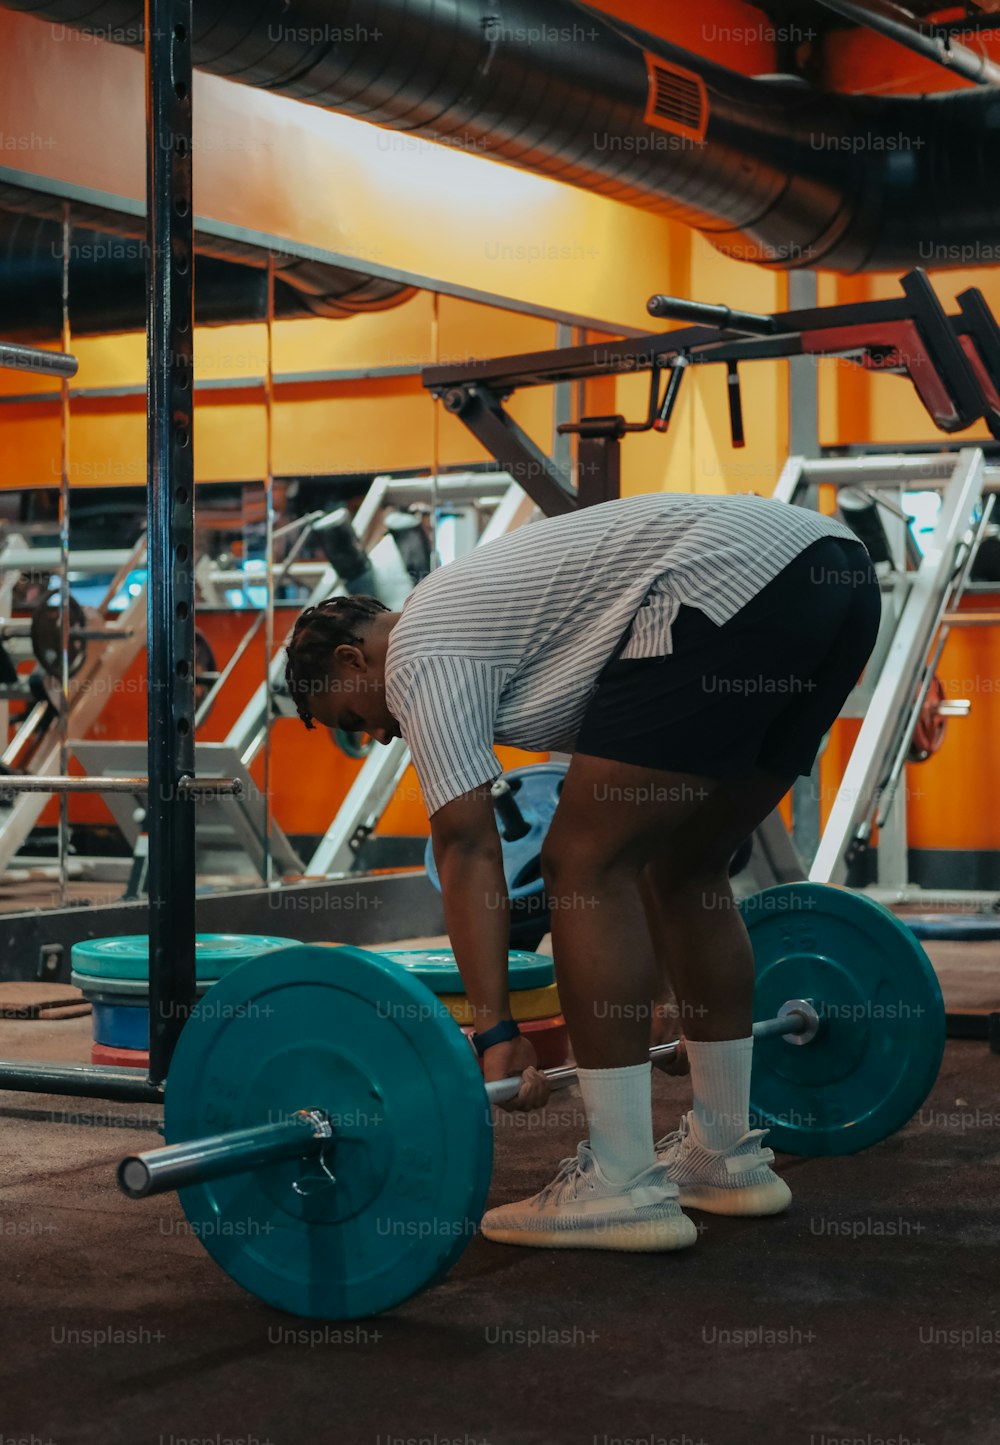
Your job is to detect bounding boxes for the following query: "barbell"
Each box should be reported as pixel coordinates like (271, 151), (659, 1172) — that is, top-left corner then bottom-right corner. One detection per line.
(121, 1004), (821, 1195)
(115, 882), (945, 1321)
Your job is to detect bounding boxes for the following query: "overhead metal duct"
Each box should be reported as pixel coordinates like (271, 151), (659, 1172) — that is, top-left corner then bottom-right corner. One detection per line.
(2, 0), (999, 271)
(0, 180), (415, 337)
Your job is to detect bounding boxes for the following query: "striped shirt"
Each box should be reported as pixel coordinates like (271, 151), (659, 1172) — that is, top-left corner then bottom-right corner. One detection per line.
(385, 492), (858, 815)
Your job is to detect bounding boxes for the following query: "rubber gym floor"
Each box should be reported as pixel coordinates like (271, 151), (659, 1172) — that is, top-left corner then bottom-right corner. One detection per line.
(1, 1003), (997, 1445)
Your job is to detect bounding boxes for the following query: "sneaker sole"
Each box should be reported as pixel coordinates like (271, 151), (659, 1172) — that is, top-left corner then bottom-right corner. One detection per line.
(676, 1178), (792, 1217)
(480, 1215), (698, 1252)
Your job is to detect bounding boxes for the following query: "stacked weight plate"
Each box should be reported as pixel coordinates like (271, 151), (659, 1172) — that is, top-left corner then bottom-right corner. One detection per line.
(71, 933), (300, 1067)
(381, 948), (570, 1070)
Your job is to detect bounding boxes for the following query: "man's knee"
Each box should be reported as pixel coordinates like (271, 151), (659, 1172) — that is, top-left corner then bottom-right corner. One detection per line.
(645, 845), (733, 897)
(540, 832), (575, 893)
(541, 829), (635, 894)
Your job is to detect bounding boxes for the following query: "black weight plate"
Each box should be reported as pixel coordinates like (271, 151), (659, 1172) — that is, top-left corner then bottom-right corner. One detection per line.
(30, 589), (87, 680)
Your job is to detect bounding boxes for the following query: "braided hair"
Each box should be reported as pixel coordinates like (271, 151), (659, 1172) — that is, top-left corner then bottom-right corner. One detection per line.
(284, 594), (389, 728)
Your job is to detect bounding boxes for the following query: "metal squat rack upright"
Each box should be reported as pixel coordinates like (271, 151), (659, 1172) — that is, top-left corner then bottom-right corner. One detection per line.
(0, 0), (238, 1106)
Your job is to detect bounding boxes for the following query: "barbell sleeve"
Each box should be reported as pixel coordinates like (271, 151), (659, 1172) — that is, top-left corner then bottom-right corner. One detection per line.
(117, 1110), (333, 1199)
(484, 1002), (819, 1106)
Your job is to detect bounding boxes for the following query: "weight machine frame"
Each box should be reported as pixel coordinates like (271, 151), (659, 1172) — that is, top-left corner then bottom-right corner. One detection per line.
(774, 449), (995, 894)
(422, 267), (1000, 895)
(423, 267), (1000, 517)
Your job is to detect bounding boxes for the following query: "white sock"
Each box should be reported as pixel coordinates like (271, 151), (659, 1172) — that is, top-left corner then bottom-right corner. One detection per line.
(576, 1063), (656, 1184)
(686, 1037), (754, 1152)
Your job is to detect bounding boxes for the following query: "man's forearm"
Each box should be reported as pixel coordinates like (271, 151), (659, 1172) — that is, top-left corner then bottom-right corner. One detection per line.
(436, 844), (511, 1033)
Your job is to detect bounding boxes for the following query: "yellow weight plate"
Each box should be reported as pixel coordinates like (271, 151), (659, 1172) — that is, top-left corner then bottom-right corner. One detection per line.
(439, 982), (561, 1027)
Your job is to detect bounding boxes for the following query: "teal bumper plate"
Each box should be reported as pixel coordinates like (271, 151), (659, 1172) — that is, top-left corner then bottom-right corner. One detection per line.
(745, 884), (945, 1156)
(164, 945), (493, 1319)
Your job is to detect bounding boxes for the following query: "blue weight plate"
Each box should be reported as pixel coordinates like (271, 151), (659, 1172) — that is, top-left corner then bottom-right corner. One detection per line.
(502, 761), (569, 799)
(902, 915), (1000, 942)
(424, 761), (567, 900)
(92, 1000), (149, 1050)
(381, 949), (555, 995)
(71, 934), (298, 981)
(335, 728), (374, 760)
(164, 944), (494, 1320)
(744, 884), (945, 1157)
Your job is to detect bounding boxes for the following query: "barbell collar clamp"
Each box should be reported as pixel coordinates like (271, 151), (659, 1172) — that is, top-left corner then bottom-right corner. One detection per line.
(117, 1109), (334, 1199)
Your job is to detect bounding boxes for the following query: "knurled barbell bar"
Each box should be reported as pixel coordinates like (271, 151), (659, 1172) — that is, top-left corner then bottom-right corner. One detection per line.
(113, 883), (945, 1321)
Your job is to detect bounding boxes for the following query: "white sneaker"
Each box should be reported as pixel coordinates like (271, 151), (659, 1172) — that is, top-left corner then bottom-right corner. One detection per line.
(655, 1113), (792, 1217)
(480, 1142), (698, 1251)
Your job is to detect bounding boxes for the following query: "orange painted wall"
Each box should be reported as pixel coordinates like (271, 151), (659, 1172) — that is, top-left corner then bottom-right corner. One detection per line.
(0, 293), (559, 488)
(615, 242), (789, 496)
(0, 8), (707, 335)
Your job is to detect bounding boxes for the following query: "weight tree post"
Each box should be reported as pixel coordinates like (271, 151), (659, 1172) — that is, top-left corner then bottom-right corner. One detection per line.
(145, 0), (196, 1085)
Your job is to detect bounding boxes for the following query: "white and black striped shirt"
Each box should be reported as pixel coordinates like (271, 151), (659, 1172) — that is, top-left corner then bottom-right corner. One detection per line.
(385, 492), (858, 814)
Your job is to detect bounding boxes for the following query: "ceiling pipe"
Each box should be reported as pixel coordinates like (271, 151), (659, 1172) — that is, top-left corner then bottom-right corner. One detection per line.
(0, 179), (415, 338)
(2, 0), (1000, 271)
(814, 0), (1000, 88)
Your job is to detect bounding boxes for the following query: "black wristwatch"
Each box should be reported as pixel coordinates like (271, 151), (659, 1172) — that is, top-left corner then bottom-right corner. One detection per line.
(471, 1018), (521, 1057)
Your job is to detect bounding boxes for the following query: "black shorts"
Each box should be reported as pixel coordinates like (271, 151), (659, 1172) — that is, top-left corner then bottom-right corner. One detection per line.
(574, 537), (881, 780)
